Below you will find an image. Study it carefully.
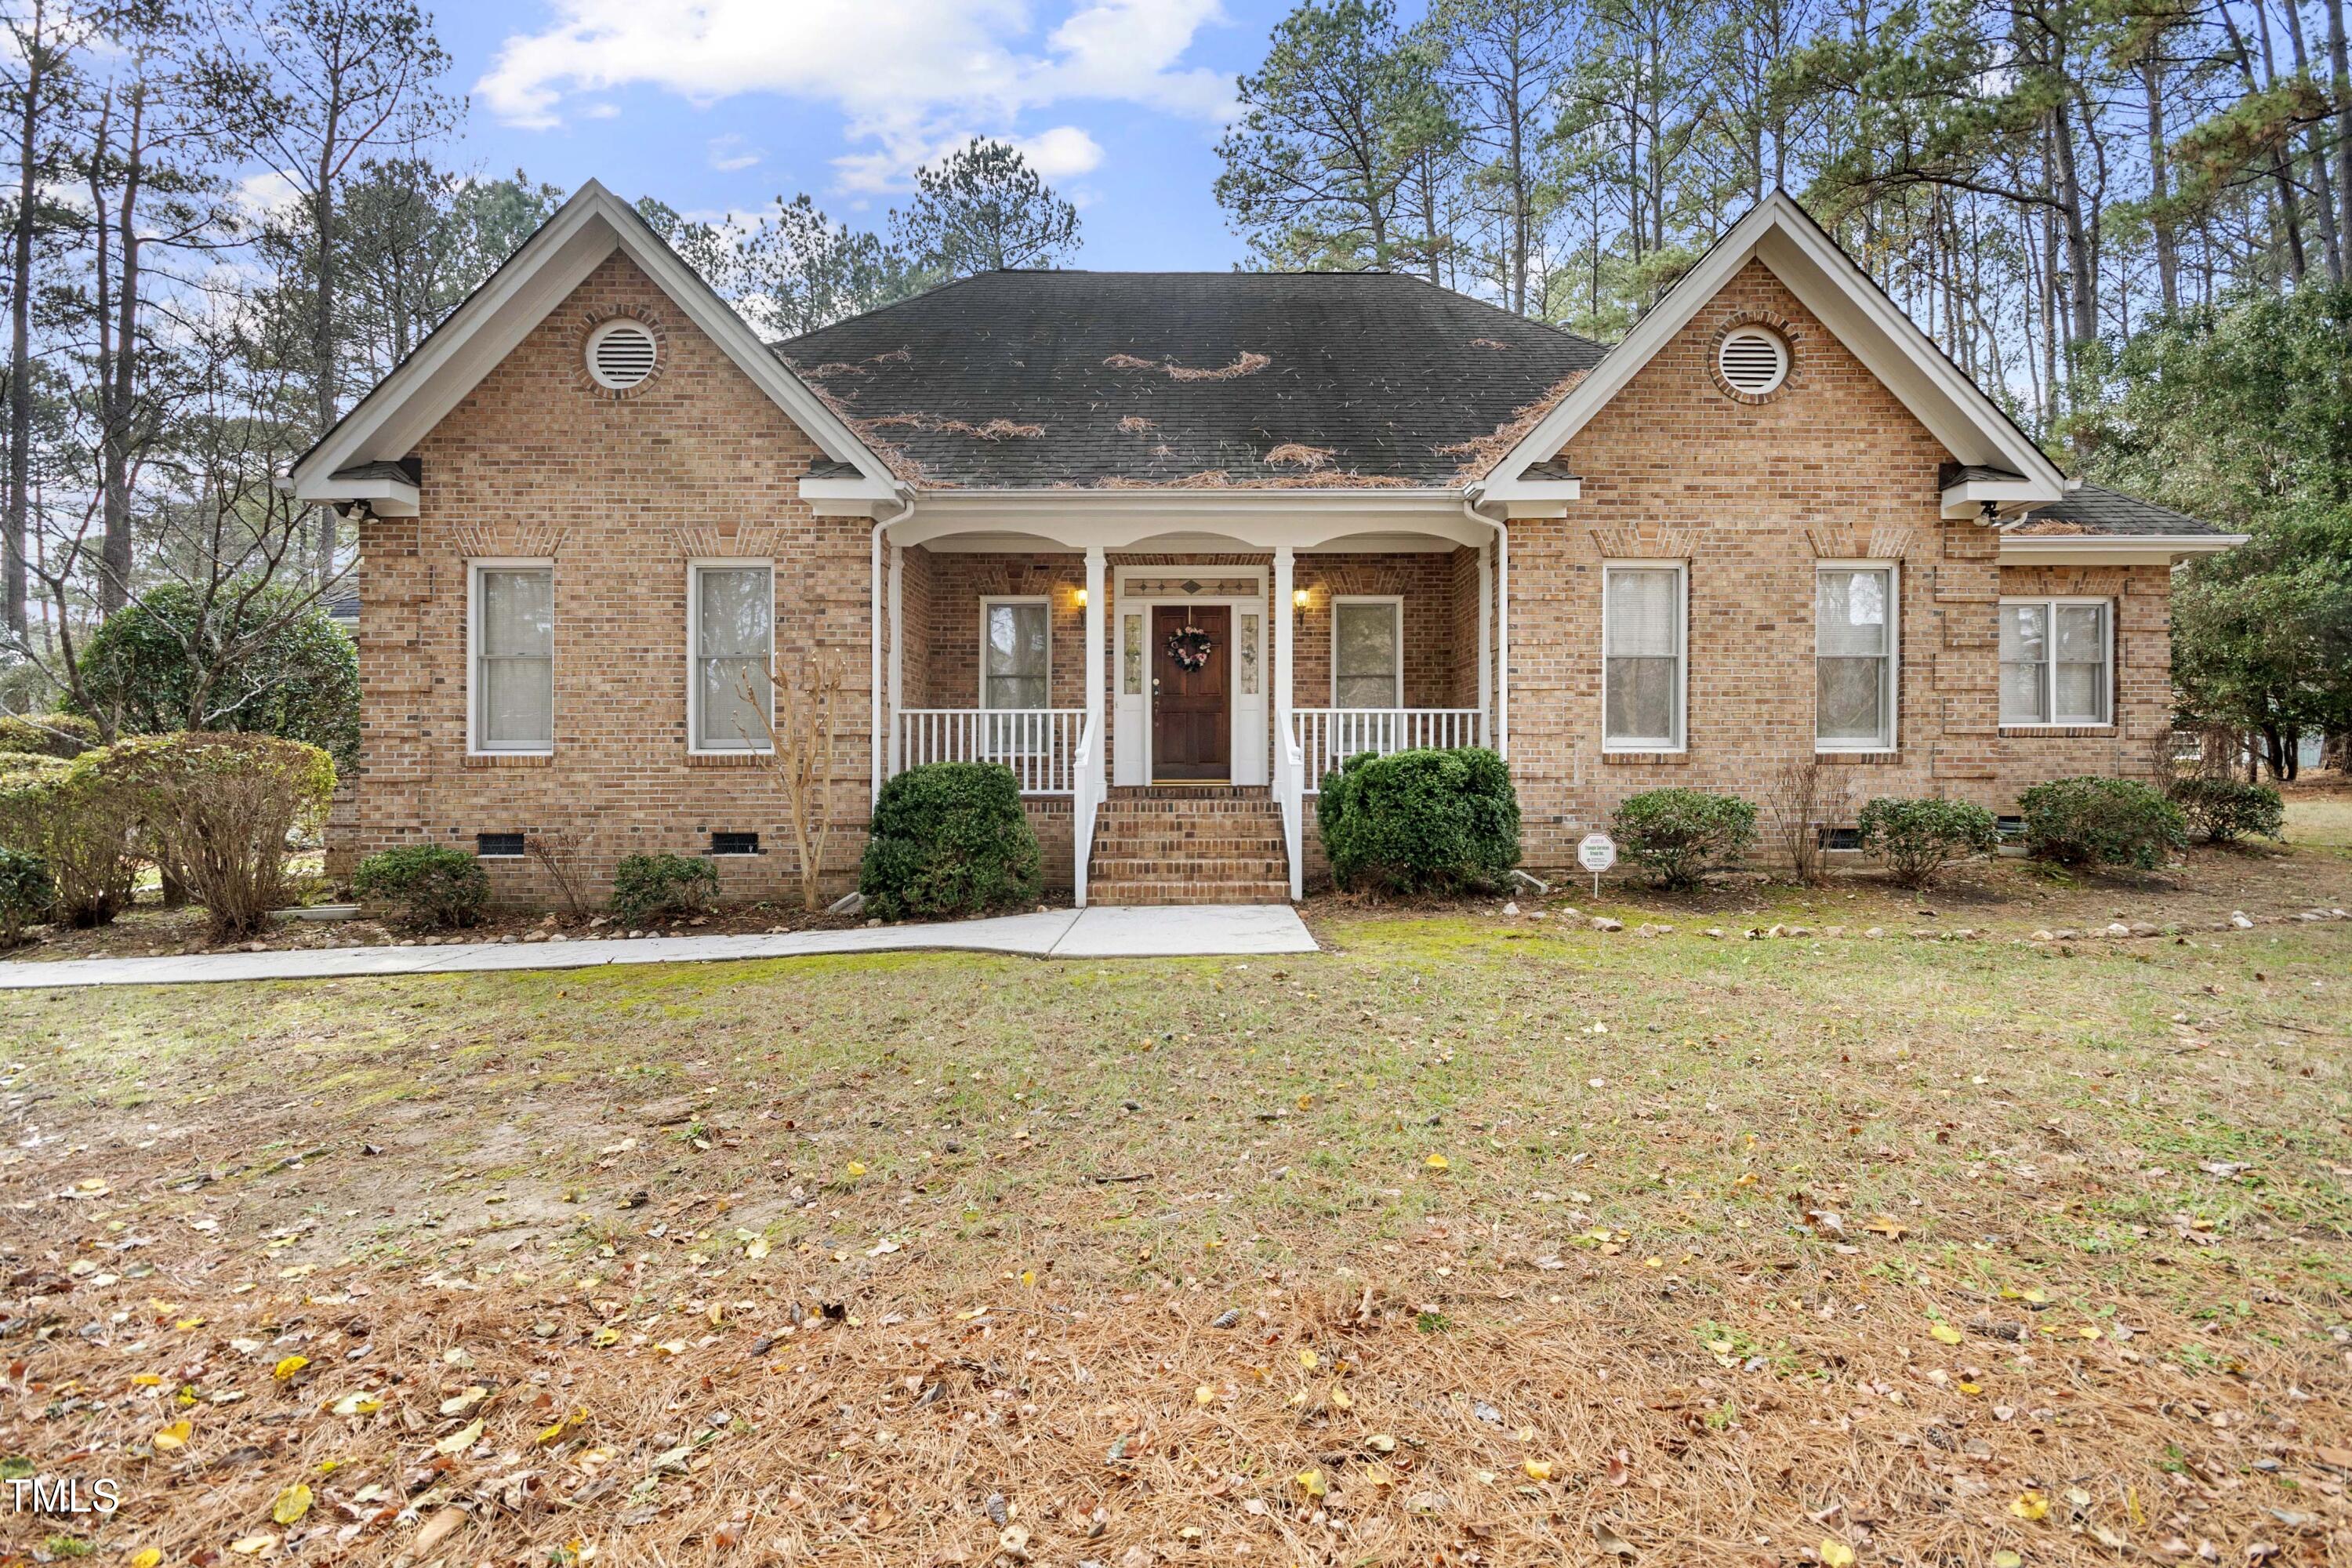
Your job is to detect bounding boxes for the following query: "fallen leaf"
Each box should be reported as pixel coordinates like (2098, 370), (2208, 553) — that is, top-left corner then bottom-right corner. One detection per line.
(1930, 1323), (1965, 1345)
(415, 1506), (466, 1552)
(1592, 1520), (1639, 1558)
(271, 1355), (309, 1381)
(1993, 1552), (2024, 1568)
(1820, 1541), (1855, 1567)
(131, 1552), (162, 1568)
(227, 1537), (276, 1555)
(2010, 1490), (2050, 1521)
(1864, 1214), (1907, 1239)
(152, 1419), (191, 1450)
(1294, 1468), (1327, 1499)
(743, 1236), (770, 1261)
(433, 1417), (485, 1456)
(1425, 1154), (1450, 1171)
(845, 1161), (867, 1178)
(272, 1483), (313, 1525)
(439, 1385), (488, 1416)
(1523, 1459), (1553, 1481)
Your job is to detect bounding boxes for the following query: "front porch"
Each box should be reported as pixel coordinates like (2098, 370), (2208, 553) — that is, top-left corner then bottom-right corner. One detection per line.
(871, 500), (1508, 905)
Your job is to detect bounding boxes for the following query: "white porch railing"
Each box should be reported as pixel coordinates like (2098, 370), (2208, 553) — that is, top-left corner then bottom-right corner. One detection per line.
(1292, 708), (1487, 793)
(896, 708), (1084, 795)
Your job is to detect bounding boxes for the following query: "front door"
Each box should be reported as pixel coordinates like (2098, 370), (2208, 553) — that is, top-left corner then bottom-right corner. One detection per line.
(1152, 604), (1230, 781)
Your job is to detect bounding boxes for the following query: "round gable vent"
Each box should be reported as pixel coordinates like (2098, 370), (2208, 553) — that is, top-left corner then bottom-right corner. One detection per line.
(586, 319), (659, 390)
(1717, 325), (1789, 396)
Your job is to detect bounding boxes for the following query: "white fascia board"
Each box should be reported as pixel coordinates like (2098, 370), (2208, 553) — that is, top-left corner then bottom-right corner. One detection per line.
(1998, 533), (2246, 565)
(801, 474), (902, 517)
(1940, 477), (2049, 519)
(290, 180), (897, 497)
(1477, 474), (1581, 517)
(1486, 192), (2067, 505)
(289, 472), (419, 517)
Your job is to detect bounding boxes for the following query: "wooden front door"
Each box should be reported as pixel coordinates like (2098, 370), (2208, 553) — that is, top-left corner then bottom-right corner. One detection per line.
(1152, 605), (1231, 781)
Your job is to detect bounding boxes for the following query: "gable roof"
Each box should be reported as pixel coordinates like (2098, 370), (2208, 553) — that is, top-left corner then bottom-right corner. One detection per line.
(287, 180), (900, 507)
(2009, 483), (2232, 538)
(775, 271), (1605, 489)
(1483, 192), (2069, 507)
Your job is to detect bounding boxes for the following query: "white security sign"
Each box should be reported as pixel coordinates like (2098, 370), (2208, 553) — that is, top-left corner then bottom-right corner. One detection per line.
(1577, 833), (1617, 873)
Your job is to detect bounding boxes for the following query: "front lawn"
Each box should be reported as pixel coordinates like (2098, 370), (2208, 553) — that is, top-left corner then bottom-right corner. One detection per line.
(3, 829), (2350, 1564)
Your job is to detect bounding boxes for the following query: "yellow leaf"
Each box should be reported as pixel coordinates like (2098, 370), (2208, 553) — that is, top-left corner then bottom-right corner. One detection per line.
(2009, 1490), (2050, 1521)
(153, 1419), (191, 1450)
(1864, 1214), (1907, 1239)
(1642, 1256), (1664, 1269)
(1958, 1381), (1983, 1395)
(1820, 1541), (1855, 1567)
(433, 1416), (485, 1457)
(1330, 1385), (1352, 1410)
(272, 1355), (309, 1381)
(1473, 1469), (1499, 1485)
(228, 1537), (276, 1555)
(1298, 1348), (1319, 1370)
(272, 1483), (314, 1525)
(330, 1392), (383, 1417)
(845, 1161), (866, 1178)
(130, 1373), (162, 1386)
(742, 1236), (770, 1261)
(1294, 1468), (1327, 1499)
(2077, 1326), (2101, 1340)
(591, 1327), (621, 1347)
(1296, 1093), (1313, 1109)
(1195, 1384), (1215, 1406)
(1993, 1553), (2023, 1568)
(1020, 1269), (1037, 1287)
(1523, 1459), (1553, 1481)
(131, 1552), (163, 1568)
(1425, 1154), (1450, 1171)
(1929, 1323), (1964, 1345)
(1363, 1461), (1396, 1488)
(439, 1386), (488, 1416)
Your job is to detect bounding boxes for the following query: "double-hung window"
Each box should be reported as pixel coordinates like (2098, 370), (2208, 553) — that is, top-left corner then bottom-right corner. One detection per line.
(981, 597), (1051, 753)
(1332, 598), (1402, 707)
(690, 562), (774, 752)
(1816, 564), (1896, 750)
(1999, 597), (2111, 726)
(1602, 562), (1686, 750)
(470, 562), (554, 754)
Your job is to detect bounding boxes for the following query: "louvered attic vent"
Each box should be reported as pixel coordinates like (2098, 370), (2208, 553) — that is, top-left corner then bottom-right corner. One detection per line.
(1717, 326), (1788, 395)
(587, 320), (658, 390)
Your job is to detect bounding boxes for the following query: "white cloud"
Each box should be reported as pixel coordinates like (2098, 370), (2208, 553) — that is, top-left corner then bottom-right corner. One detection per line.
(1013, 125), (1105, 180)
(477, 0), (1233, 188)
(707, 133), (764, 172)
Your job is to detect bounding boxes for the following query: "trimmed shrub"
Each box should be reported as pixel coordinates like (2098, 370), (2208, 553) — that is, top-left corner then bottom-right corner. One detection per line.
(1317, 747), (1519, 894)
(2019, 776), (2189, 869)
(106, 733), (336, 940)
(858, 762), (1041, 921)
(0, 750), (136, 927)
(1856, 796), (1999, 889)
(1611, 788), (1759, 889)
(0, 848), (54, 944)
(2166, 775), (2285, 843)
(0, 713), (99, 758)
(354, 844), (490, 929)
(611, 852), (720, 924)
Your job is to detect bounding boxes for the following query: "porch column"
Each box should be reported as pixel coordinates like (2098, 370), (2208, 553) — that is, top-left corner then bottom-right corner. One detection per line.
(1476, 538), (1494, 747)
(886, 543), (904, 777)
(1083, 545), (1105, 793)
(1272, 546), (1300, 899)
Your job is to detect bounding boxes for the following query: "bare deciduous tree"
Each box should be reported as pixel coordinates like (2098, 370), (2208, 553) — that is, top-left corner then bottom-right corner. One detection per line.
(736, 652), (846, 913)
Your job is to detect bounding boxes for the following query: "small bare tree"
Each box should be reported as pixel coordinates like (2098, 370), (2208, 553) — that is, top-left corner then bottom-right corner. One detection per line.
(524, 826), (590, 919)
(1766, 755), (1851, 887)
(736, 651), (844, 913)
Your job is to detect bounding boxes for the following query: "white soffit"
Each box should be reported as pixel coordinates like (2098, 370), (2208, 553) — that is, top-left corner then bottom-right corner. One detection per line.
(289, 180), (898, 506)
(1488, 193), (2066, 505)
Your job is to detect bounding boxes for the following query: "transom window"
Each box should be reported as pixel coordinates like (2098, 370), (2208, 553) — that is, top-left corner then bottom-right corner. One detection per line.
(1816, 564), (1896, 750)
(470, 563), (554, 754)
(1332, 598), (1402, 707)
(1602, 562), (1686, 750)
(1999, 598), (2111, 726)
(691, 562), (774, 751)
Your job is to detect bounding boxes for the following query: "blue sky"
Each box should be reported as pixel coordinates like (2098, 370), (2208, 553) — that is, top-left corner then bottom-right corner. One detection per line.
(434, 0), (1312, 271)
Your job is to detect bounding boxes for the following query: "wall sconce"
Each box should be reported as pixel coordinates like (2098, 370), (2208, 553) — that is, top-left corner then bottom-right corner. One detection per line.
(1292, 588), (1310, 609)
(1073, 586), (1089, 608)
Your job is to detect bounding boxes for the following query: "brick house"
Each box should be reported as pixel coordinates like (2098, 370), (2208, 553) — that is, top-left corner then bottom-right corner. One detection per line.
(291, 183), (2240, 906)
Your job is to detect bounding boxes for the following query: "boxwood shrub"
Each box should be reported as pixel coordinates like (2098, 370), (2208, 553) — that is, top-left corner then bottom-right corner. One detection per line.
(611, 851), (720, 924)
(1316, 746), (1519, 894)
(0, 713), (99, 758)
(106, 732), (336, 939)
(1610, 788), (1758, 889)
(0, 750), (136, 927)
(354, 844), (490, 929)
(1855, 796), (1999, 889)
(2018, 776), (2188, 869)
(0, 848), (55, 944)
(858, 762), (1041, 921)
(2165, 775), (2285, 844)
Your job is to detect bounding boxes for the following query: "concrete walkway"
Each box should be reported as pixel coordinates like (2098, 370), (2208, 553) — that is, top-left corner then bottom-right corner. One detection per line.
(0, 904), (1316, 989)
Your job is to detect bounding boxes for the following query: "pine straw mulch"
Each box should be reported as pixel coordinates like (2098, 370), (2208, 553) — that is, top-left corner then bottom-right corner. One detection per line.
(8, 1193), (2350, 1566)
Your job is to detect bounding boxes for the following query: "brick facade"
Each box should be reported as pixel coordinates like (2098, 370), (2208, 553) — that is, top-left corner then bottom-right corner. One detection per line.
(345, 251), (2174, 902)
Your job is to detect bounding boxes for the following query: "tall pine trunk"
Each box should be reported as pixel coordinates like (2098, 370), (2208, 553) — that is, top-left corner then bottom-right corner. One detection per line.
(5, 0), (45, 641)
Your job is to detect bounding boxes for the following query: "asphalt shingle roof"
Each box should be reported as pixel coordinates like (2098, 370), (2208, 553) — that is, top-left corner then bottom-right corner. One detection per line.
(774, 270), (1606, 490)
(2011, 484), (2230, 538)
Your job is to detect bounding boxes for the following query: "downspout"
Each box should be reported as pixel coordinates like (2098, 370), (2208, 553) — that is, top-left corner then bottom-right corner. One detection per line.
(1464, 491), (1508, 760)
(869, 482), (916, 806)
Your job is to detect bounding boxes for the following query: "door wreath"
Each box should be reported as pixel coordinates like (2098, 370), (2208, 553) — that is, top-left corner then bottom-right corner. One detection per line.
(1164, 623), (1215, 672)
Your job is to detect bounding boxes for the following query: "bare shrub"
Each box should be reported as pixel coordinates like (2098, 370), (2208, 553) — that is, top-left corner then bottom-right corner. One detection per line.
(1765, 756), (1850, 886)
(525, 827), (592, 919)
(737, 652), (846, 912)
(111, 732), (336, 940)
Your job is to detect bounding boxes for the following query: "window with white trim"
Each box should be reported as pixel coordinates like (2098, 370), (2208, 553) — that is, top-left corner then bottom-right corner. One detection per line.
(1332, 598), (1401, 707)
(1602, 563), (1685, 750)
(470, 564), (553, 753)
(691, 563), (773, 751)
(982, 597), (1051, 753)
(1999, 597), (2111, 726)
(1816, 564), (1896, 750)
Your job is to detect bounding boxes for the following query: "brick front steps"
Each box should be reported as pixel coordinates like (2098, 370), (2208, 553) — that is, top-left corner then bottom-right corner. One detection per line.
(1087, 786), (1292, 906)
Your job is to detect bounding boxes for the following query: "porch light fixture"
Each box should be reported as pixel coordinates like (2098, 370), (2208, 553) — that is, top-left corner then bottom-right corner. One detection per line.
(1072, 586), (1088, 608)
(1292, 588), (1310, 609)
